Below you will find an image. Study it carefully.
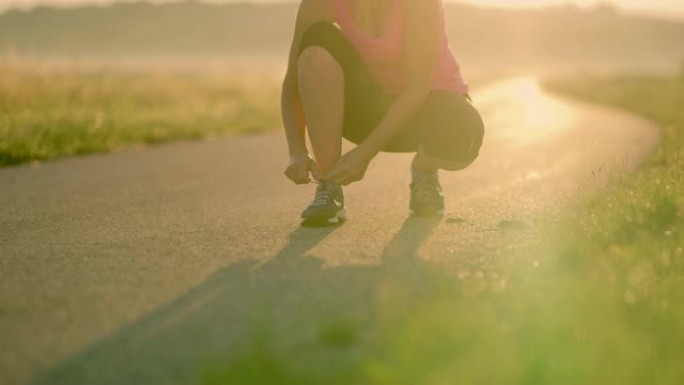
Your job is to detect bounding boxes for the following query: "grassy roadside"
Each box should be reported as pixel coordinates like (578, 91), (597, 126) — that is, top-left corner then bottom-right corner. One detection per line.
(530, 74), (684, 382)
(197, 75), (684, 384)
(0, 64), (281, 166)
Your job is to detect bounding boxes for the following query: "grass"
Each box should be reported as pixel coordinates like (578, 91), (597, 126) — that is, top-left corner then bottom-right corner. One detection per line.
(0, 61), (281, 166)
(4, 59), (682, 382)
(199, 74), (684, 384)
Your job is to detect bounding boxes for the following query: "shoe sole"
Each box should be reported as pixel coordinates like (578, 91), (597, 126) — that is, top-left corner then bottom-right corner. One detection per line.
(301, 208), (347, 227)
(409, 208), (445, 217)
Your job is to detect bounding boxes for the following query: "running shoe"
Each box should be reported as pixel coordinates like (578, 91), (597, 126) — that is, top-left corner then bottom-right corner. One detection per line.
(301, 182), (346, 226)
(409, 173), (445, 217)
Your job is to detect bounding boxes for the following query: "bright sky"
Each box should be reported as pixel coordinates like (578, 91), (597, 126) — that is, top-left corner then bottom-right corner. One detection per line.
(1, 0), (683, 20)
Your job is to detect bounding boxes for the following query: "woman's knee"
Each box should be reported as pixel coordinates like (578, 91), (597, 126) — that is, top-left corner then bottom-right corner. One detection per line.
(297, 47), (344, 96)
(298, 46), (341, 76)
(440, 158), (476, 171)
(417, 105), (484, 172)
(417, 148), (477, 171)
(298, 22), (348, 79)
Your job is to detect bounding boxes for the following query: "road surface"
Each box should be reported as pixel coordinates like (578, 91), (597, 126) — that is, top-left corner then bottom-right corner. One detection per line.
(0, 77), (660, 385)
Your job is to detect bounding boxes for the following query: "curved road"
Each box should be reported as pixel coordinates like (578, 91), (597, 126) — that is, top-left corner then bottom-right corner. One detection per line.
(0, 77), (660, 385)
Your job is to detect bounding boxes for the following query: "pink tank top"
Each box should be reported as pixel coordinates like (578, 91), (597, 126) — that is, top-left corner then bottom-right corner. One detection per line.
(333, 0), (469, 95)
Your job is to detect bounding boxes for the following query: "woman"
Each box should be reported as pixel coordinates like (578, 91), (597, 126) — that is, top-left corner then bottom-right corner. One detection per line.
(282, 0), (484, 226)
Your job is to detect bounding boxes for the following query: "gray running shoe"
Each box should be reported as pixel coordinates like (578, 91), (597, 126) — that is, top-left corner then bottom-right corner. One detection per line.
(301, 182), (346, 226)
(409, 173), (445, 217)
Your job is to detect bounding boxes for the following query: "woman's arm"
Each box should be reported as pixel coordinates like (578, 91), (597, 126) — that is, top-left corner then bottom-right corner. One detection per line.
(281, 0), (331, 159)
(281, 0), (333, 184)
(324, 0), (442, 185)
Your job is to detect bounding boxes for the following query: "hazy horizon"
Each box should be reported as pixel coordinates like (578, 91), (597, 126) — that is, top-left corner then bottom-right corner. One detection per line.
(1, 0), (684, 21)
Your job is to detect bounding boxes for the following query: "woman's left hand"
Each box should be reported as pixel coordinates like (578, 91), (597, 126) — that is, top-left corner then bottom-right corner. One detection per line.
(323, 147), (374, 186)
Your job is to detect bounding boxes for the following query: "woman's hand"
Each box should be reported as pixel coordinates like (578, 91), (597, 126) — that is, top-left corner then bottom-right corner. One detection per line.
(323, 147), (374, 186)
(285, 153), (319, 184)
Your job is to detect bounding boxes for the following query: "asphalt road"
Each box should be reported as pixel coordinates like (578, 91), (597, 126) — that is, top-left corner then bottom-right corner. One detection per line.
(0, 77), (660, 385)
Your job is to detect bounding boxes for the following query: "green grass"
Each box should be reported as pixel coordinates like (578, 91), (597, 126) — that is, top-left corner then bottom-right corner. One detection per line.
(6, 62), (681, 383)
(0, 64), (281, 166)
(200, 75), (684, 384)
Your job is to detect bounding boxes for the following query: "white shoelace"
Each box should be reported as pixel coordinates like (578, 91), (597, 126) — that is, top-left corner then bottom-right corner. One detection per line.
(313, 190), (334, 206)
(311, 184), (338, 206)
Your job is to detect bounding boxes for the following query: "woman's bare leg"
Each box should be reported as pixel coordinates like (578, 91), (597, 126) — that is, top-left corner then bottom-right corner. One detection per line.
(297, 46), (345, 175)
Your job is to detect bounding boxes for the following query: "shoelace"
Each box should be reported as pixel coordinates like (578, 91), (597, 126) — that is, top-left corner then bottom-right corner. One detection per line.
(412, 176), (441, 202)
(312, 184), (337, 206)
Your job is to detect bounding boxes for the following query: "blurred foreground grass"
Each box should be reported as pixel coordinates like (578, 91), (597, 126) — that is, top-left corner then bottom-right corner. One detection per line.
(0, 62), (281, 166)
(201, 76), (684, 384)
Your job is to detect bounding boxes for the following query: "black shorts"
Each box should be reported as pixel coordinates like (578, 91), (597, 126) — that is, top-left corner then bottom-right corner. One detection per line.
(298, 22), (484, 163)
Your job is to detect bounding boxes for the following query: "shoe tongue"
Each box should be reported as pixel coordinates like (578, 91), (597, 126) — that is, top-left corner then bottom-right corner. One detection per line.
(413, 173), (439, 183)
(319, 182), (339, 191)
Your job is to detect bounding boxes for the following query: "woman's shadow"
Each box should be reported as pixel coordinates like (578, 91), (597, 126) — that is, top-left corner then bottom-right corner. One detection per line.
(34, 216), (442, 385)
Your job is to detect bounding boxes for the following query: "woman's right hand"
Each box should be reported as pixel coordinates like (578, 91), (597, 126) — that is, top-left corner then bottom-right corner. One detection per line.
(284, 153), (319, 184)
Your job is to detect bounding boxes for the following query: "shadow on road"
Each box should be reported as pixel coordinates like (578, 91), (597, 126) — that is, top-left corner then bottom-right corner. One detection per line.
(33, 217), (442, 385)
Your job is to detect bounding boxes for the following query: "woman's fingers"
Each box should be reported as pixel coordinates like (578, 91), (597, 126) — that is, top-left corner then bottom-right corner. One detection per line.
(296, 168), (311, 184)
(309, 161), (322, 182)
(324, 166), (362, 186)
(285, 164), (311, 184)
(293, 166), (311, 184)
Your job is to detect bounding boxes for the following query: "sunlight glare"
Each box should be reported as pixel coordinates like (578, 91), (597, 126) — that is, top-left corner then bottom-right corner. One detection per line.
(474, 77), (580, 146)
